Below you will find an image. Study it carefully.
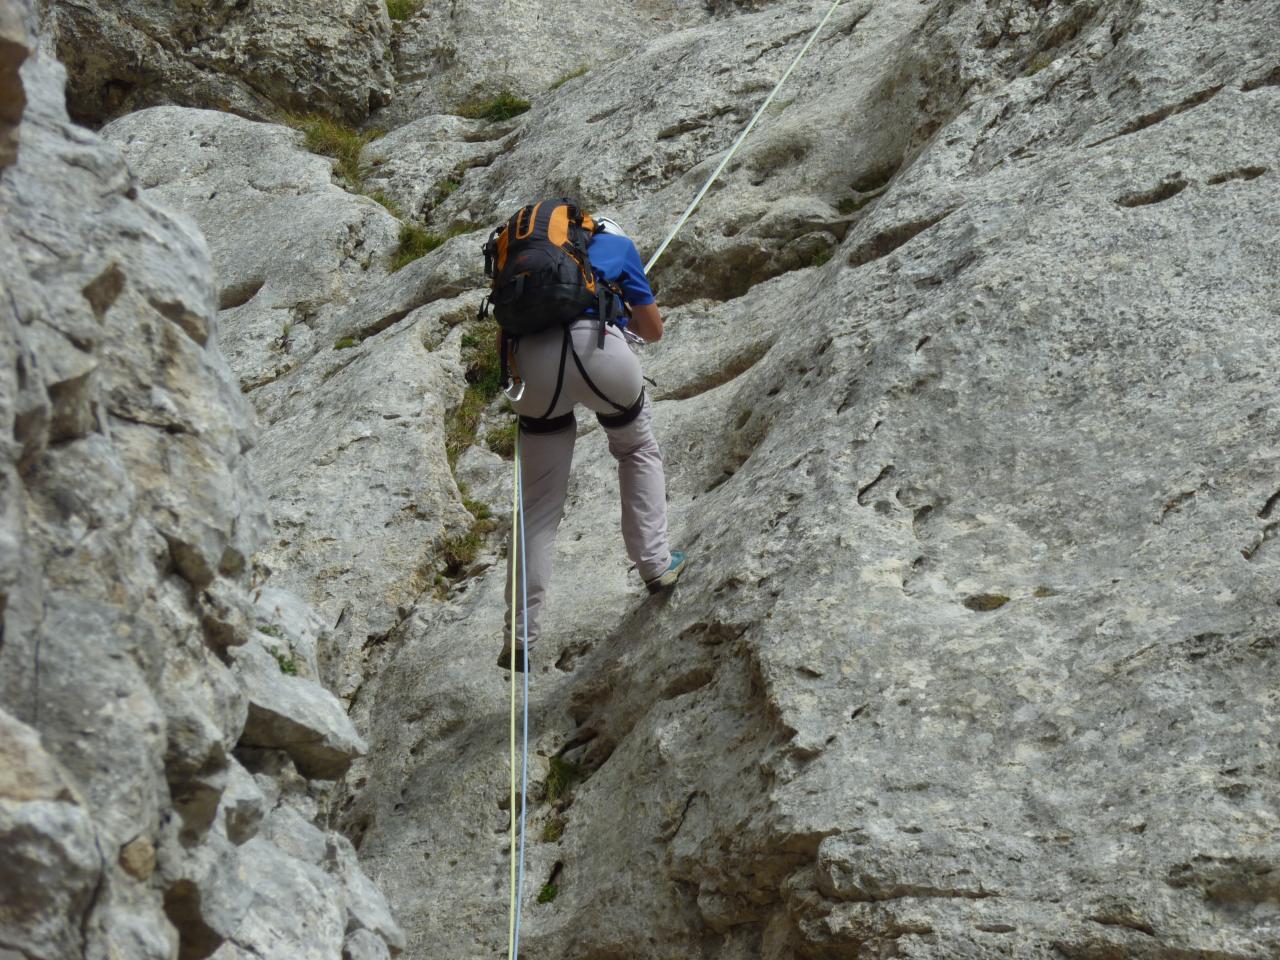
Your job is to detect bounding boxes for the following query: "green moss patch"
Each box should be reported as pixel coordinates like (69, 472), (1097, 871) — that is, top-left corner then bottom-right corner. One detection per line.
(537, 883), (558, 904)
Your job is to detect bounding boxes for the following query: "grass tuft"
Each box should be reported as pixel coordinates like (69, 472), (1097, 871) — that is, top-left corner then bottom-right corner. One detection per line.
(391, 224), (446, 273)
(537, 883), (558, 904)
(386, 0), (422, 21)
(371, 191), (404, 219)
(550, 66), (589, 91)
(541, 818), (566, 843)
(284, 113), (381, 189)
(334, 336), (359, 350)
(445, 325), (503, 467)
(455, 90), (531, 123)
(486, 420), (517, 459)
(390, 222), (475, 273)
(545, 756), (585, 804)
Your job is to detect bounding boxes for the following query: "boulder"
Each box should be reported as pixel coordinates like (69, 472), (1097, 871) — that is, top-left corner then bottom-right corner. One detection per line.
(45, 0), (393, 125)
(233, 640), (368, 780)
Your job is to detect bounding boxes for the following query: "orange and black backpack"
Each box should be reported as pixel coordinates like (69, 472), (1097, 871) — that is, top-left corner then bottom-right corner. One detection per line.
(479, 198), (621, 338)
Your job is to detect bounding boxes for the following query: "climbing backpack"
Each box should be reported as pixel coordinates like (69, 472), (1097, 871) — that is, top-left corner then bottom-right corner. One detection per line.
(479, 198), (621, 337)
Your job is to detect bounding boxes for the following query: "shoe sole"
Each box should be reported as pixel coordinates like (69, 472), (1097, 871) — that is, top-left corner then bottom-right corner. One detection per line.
(497, 648), (529, 672)
(645, 557), (687, 594)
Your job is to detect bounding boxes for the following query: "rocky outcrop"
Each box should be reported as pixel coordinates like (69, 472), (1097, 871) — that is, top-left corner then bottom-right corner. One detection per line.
(17, 0), (1279, 957)
(329, 0), (1279, 958)
(0, 9), (401, 958)
(377, 0), (712, 127)
(43, 0), (394, 126)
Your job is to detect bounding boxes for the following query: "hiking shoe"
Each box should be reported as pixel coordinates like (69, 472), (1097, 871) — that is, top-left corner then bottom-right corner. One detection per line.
(496, 643), (529, 672)
(645, 551), (687, 594)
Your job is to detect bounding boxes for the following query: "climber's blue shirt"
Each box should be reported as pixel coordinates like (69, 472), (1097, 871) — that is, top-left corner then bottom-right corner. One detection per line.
(585, 233), (655, 326)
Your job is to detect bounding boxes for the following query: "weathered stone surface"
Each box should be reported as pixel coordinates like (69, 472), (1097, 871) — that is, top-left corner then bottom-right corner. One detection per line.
(343, 929), (391, 960)
(0, 0), (27, 168)
(330, 1), (1280, 958)
(0, 709), (102, 960)
(360, 114), (507, 221)
(102, 106), (401, 393)
(378, 0), (711, 127)
(207, 836), (346, 960)
(45, 0), (393, 125)
(233, 640), (367, 779)
(1, 33), (402, 960)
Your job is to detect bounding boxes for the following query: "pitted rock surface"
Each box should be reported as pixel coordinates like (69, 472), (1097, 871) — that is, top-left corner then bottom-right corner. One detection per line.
(44, 0), (393, 126)
(6, 0), (1280, 958)
(0, 7), (402, 957)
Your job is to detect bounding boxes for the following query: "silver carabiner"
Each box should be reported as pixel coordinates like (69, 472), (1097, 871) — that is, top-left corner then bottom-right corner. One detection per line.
(503, 379), (526, 403)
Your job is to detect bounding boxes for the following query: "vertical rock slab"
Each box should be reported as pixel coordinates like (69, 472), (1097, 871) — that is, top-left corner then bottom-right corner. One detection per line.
(0, 21), (403, 960)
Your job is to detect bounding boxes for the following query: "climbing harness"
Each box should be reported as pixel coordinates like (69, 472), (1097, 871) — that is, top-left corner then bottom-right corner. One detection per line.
(507, 428), (530, 960)
(645, 0), (846, 274)
(502, 3), (845, 954)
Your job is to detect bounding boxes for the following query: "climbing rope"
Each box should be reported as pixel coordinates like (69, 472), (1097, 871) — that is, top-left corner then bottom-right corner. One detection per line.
(503, 3), (846, 952)
(507, 429), (530, 959)
(645, 0), (846, 274)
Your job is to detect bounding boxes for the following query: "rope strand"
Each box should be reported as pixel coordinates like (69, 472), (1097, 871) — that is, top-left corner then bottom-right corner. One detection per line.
(645, 0), (845, 274)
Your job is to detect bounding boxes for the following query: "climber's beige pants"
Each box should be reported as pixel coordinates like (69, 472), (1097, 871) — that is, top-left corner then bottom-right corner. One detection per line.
(503, 319), (672, 649)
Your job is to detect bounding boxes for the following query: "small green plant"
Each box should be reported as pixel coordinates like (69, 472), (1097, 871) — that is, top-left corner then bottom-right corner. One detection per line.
(437, 178), (460, 198)
(438, 528), (482, 577)
(537, 884), (558, 904)
(258, 624), (285, 639)
(445, 324), (504, 466)
(370, 191), (404, 219)
(545, 756), (585, 804)
(837, 193), (877, 216)
(391, 224), (446, 272)
(390, 222), (474, 273)
(284, 113), (380, 189)
(334, 336), (359, 350)
(455, 90), (531, 123)
(462, 496), (492, 521)
(549, 66), (589, 91)
(541, 818), (565, 843)
(273, 652), (298, 676)
(486, 421), (517, 459)
(385, 0), (422, 21)
(809, 246), (833, 268)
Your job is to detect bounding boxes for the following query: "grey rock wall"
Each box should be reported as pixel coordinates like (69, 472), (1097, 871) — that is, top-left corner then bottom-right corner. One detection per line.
(0, 10), (401, 959)
(333, 0), (1280, 958)
(9, 0), (1280, 958)
(42, 0), (393, 126)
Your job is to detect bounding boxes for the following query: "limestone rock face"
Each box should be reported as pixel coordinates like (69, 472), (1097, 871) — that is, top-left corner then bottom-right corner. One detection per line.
(378, 0), (711, 127)
(44, 0), (393, 126)
(20, 0), (1279, 956)
(319, 0), (1279, 958)
(0, 24), (402, 960)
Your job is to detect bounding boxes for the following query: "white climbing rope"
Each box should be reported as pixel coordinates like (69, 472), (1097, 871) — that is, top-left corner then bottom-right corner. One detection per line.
(507, 429), (530, 959)
(645, 0), (846, 274)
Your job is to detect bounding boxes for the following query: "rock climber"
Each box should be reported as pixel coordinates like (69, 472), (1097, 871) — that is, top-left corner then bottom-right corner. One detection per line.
(486, 209), (686, 671)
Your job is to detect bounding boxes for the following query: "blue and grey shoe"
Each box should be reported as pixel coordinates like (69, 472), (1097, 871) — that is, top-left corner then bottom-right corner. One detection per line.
(645, 551), (687, 594)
